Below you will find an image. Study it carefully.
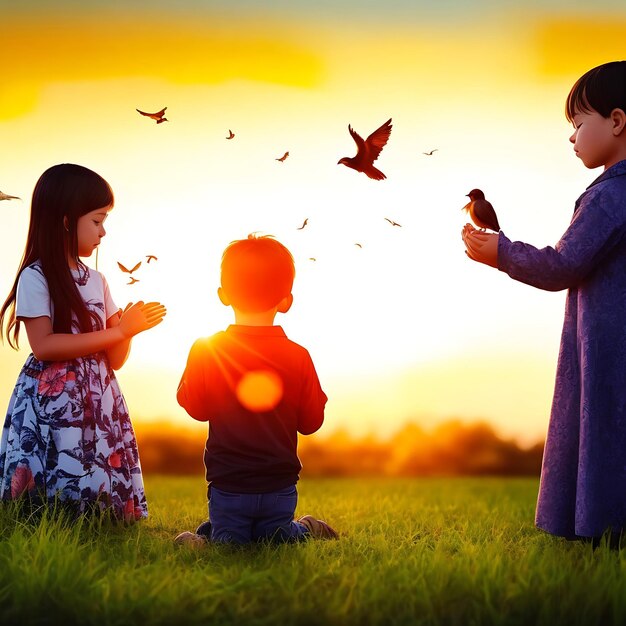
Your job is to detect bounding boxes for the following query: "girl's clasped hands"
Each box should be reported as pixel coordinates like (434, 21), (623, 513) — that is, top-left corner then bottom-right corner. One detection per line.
(118, 301), (167, 338)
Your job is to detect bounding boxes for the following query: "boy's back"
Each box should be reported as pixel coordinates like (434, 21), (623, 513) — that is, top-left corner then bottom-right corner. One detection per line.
(175, 234), (336, 544)
(177, 324), (327, 493)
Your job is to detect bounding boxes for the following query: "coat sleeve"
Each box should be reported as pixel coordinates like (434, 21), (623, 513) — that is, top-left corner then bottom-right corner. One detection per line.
(177, 338), (210, 422)
(498, 186), (626, 291)
(297, 352), (327, 435)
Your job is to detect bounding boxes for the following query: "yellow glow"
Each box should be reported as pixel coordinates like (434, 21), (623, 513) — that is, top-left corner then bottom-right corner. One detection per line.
(0, 15), (323, 119)
(535, 18), (626, 77)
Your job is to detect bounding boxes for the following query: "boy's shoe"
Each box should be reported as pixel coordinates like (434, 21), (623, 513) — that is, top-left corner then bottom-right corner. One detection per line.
(174, 531), (209, 547)
(296, 515), (339, 539)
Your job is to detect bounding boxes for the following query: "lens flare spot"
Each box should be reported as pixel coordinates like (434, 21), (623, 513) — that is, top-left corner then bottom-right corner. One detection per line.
(236, 369), (283, 412)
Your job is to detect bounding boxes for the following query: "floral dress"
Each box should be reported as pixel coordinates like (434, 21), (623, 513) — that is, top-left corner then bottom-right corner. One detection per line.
(0, 261), (147, 521)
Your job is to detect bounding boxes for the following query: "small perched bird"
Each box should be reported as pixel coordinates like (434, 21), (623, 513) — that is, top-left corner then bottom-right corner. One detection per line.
(423, 149), (438, 156)
(276, 151), (289, 162)
(117, 261), (142, 274)
(0, 191), (20, 201)
(385, 218), (402, 227)
(297, 218), (309, 230)
(136, 107), (168, 124)
(226, 130), (235, 139)
(338, 118), (392, 180)
(146, 255), (158, 263)
(463, 189), (500, 232)
(127, 277), (140, 285)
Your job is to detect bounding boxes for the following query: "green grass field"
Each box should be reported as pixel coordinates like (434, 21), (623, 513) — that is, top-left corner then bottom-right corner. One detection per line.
(1, 476), (625, 626)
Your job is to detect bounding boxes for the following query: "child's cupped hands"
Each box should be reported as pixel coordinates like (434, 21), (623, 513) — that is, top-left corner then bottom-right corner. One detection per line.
(119, 301), (167, 338)
(462, 223), (499, 268)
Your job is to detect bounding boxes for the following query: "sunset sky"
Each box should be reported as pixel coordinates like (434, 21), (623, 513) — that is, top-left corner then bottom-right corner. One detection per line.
(1, 0), (625, 446)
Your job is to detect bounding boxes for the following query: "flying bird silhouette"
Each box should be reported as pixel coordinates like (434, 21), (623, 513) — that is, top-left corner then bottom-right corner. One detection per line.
(136, 107), (168, 124)
(309, 257), (316, 262)
(423, 149), (438, 156)
(127, 277), (140, 285)
(276, 151), (289, 162)
(384, 218), (402, 227)
(117, 261), (142, 274)
(226, 130), (235, 139)
(338, 118), (392, 180)
(297, 218), (309, 230)
(0, 191), (20, 201)
(354, 243), (363, 248)
(146, 255), (158, 264)
(463, 189), (500, 232)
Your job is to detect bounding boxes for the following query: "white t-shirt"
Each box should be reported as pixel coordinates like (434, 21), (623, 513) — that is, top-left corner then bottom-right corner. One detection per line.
(16, 261), (118, 331)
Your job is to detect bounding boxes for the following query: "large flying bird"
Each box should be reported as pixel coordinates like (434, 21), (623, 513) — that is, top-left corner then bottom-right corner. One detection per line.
(338, 118), (392, 180)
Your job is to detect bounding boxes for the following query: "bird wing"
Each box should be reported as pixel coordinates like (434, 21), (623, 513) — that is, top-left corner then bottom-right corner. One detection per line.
(348, 125), (366, 154)
(118, 261), (142, 273)
(137, 107), (166, 118)
(473, 199), (500, 231)
(364, 118), (392, 163)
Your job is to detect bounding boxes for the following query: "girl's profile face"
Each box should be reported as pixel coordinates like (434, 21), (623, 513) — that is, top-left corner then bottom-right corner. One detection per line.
(75, 204), (111, 258)
(569, 109), (618, 170)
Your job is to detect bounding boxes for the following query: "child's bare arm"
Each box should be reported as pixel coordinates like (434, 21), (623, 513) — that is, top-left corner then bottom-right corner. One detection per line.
(23, 301), (165, 362)
(105, 305), (132, 370)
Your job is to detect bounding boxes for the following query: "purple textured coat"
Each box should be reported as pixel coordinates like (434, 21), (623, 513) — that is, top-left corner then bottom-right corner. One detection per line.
(498, 159), (626, 538)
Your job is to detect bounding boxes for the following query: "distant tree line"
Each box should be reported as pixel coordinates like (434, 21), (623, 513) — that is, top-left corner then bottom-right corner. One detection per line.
(135, 420), (544, 477)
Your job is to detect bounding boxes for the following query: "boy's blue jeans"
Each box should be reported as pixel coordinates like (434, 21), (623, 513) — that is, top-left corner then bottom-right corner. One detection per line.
(196, 484), (309, 544)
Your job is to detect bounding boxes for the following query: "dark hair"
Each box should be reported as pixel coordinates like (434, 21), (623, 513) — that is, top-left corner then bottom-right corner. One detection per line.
(221, 234), (295, 313)
(0, 163), (114, 349)
(566, 60), (626, 122)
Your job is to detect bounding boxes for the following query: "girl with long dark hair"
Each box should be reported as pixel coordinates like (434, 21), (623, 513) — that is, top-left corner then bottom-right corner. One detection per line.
(0, 163), (166, 520)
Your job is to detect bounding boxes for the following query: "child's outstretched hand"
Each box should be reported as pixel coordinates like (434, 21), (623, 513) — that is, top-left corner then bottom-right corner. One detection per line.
(119, 301), (167, 338)
(462, 223), (499, 268)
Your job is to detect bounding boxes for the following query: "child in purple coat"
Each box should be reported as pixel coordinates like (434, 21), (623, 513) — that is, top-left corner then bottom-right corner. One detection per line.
(463, 61), (626, 545)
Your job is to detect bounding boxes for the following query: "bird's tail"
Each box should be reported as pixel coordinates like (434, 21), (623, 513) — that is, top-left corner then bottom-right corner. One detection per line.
(367, 166), (386, 181)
